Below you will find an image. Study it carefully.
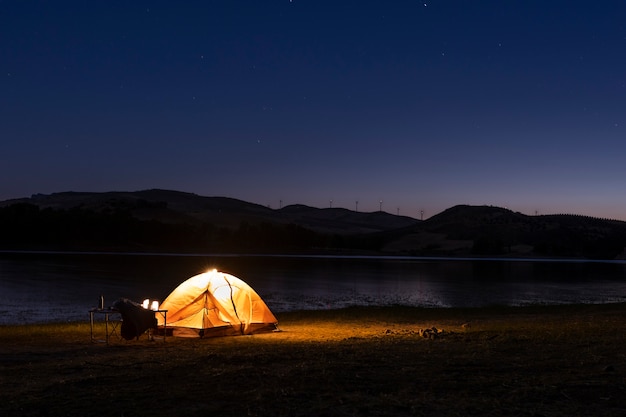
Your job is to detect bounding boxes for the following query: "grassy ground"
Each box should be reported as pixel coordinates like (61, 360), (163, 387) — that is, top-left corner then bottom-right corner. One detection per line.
(1, 304), (626, 417)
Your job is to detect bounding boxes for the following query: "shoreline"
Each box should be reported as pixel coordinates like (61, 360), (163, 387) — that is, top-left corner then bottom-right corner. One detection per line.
(3, 300), (626, 327)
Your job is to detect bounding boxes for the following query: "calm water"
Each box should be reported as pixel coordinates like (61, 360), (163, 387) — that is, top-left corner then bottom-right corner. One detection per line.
(1, 252), (626, 324)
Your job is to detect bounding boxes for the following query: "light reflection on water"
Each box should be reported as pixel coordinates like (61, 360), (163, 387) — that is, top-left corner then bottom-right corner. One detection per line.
(1, 252), (625, 324)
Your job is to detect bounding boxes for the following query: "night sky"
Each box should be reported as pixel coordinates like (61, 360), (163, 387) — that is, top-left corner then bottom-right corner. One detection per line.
(3, 1), (626, 220)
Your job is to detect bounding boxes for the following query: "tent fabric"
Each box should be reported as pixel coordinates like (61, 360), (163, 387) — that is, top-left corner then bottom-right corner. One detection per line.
(157, 270), (277, 338)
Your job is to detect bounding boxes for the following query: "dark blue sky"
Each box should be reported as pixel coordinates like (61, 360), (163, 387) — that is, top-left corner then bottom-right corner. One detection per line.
(2, 1), (626, 219)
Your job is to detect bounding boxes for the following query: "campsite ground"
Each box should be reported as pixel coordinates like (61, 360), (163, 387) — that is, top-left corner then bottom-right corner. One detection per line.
(1, 304), (625, 417)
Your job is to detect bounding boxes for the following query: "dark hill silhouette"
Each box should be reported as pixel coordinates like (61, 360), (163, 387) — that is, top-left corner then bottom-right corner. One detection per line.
(379, 205), (626, 259)
(0, 190), (419, 253)
(2, 192), (626, 259)
(2, 189), (418, 234)
(8, 190), (277, 229)
(279, 204), (418, 234)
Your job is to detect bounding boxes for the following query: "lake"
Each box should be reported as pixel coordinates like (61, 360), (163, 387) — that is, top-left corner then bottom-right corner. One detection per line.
(1, 252), (625, 324)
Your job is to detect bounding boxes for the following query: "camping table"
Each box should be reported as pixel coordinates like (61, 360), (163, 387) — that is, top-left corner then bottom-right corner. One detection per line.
(150, 309), (168, 341)
(89, 308), (168, 343)
(89, 308), (121, 345)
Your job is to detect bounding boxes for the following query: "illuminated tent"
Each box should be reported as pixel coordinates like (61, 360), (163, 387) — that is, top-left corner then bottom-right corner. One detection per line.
(157, 269), (278, 338)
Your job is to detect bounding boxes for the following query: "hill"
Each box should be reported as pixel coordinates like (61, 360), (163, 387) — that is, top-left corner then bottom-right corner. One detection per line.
(380, 205), (626, 259)
(2, 191), (626, 259)
(0, 189), (418, 234)
(0, 190), (419, 253)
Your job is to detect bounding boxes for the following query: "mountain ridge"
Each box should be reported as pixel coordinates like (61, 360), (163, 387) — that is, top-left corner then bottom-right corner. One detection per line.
(2, 189), (626, 259)
(1, 189), (419, 234)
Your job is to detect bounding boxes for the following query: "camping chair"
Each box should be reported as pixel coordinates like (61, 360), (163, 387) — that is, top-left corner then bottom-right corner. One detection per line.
(113, 298), (158, 340)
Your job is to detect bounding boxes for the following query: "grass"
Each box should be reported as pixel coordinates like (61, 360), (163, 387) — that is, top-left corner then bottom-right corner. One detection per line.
(1, 304), (626, 416)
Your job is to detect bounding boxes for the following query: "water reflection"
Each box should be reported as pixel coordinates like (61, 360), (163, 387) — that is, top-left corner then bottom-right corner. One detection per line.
(1, 252), (625, 324)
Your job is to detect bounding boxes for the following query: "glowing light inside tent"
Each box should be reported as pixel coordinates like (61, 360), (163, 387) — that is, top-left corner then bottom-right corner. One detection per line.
(155, 269), (278, 337)
(213, 286), (233, 302)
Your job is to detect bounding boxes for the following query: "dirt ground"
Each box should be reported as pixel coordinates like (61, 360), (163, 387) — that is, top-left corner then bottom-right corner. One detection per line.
(1, 304), (626, 416)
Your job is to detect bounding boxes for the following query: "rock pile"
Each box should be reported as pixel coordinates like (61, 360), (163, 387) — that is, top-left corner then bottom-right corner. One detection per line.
(418, 327), (445, 339)
(384, 327), (450, 339)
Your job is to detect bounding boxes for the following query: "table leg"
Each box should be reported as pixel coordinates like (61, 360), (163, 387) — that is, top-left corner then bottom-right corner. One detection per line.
(105, 312), (109, 345)
(89, 311), (95, 342)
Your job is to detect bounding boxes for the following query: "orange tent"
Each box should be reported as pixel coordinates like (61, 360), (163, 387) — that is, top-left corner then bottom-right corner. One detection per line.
(157, 269), (277, 338)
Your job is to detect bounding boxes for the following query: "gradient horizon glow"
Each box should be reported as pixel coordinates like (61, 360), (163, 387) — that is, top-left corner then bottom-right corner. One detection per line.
(2, 1), (626, 220)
